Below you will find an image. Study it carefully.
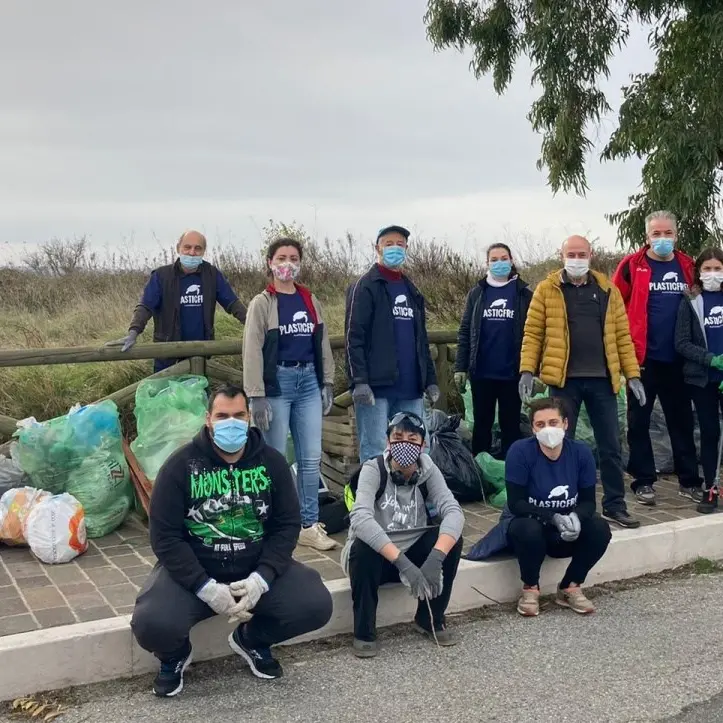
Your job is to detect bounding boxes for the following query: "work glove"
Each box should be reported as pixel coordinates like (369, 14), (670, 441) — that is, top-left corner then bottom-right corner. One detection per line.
(552, 512), (581, 542)
(228, 572), (269, 623)
(105, 330), (138, 353)
(321, 384), (334, 416)
(352, 383), (375, 406)
(711, 355), (723, 371)
(518, 372), (534, 402)
(418, 548), (446, 599)
(628, 378), (647, 407)
(454, 372), (467, 394)
(250, 397), (273, 431)
(394, 553), (431, 600)
(424, 384), (441, 406)
(196, 579), (237, 616)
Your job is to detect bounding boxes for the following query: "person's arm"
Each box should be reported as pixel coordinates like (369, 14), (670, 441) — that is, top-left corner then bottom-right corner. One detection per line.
(215, 269), (247, 323)
(675, 298), (714, 366)
(242, 295), (268, 398)
(519, 285), (546, 375)
(345, 280), (372, 386)
(314, 296), (335, 385)
(610, 286), (641, 380)
(611, 258), (632, 305)
(505, 444), (555, 523)
(418, 295), (438, 388)
(423, 462), (465, 550)
(455, 289), (475, 373)
(129, 272), (162, 334)
(149, 453), (209, 593)
(349, 461), (395, 556)
(574, 444), (598, 520)
(255, 450), (301, 585)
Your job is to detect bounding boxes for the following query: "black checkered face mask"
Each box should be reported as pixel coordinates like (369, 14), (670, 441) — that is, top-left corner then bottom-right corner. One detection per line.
(389, 441), (423, 468)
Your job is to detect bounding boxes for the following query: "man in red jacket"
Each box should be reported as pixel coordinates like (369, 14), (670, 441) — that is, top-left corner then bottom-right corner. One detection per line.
(612, 210), (701, 507)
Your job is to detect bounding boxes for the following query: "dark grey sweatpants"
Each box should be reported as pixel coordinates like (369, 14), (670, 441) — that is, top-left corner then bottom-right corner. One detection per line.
(131, 561), (333, 661)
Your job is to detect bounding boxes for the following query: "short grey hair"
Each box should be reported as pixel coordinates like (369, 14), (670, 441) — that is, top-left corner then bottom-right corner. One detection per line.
(645, 210), (677, 235)
(177, 229), (207, 248)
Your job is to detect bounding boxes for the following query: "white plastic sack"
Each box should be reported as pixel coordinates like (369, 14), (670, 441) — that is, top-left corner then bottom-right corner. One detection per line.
(0, 487), (52, 546)
(25, 493), (88, 564)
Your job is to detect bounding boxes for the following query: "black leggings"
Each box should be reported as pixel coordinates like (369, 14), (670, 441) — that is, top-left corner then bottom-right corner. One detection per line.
(507, 515), (611, 588)
(689, 383), (723, 488)
(470, 377), (522, 457)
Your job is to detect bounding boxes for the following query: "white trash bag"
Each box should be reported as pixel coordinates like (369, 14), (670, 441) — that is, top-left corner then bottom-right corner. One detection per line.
(25, 493), (88, 564)
(0, 486), (52, 546)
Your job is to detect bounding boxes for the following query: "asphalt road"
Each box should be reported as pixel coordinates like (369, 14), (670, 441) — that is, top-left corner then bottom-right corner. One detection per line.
(4, 572), (723, 723)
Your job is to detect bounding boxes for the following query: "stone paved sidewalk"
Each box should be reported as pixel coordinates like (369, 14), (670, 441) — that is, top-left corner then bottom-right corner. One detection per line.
(0, 475), (704, 638)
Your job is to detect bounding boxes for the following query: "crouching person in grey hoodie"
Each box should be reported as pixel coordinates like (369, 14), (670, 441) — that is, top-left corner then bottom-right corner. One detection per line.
(341, 411), (465, 658)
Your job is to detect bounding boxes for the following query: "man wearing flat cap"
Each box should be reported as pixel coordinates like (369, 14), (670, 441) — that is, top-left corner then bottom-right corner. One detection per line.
(345, 225), (439, 461)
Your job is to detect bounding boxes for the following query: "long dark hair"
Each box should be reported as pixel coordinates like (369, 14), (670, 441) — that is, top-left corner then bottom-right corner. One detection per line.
(694, 246), (723, 289)
(486, 242), (519, 277)
(265, 237), (304, 276)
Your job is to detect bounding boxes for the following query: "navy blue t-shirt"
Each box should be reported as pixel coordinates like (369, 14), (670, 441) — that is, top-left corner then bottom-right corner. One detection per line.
(473, 282), (517, 380)
(505, 437), (597, 513)
(178, 273), (205, 342)
(371, 279), (420, 400)
(277, 291), (315, 363)
(646, 257), (688, 362)
(703, 290), (723, 382)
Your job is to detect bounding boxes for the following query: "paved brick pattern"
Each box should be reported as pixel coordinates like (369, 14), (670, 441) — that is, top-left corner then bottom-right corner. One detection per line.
(0, 475), (705, 637)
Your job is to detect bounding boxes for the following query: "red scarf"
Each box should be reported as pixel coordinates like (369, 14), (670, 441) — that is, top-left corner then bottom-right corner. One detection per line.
(375, 263), (402, 282)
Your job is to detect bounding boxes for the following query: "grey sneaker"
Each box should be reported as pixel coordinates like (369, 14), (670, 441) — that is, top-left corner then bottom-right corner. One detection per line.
(679, 485), (704, 503)
(412, 622), (458, 646)
(634, 485), (656, 506)
(352, 639), (379, 658)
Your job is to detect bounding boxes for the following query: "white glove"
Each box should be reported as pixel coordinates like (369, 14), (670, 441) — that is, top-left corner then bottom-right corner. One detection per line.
(552, 512), (581, 542)
(196, 579), (237, 615)
(228, 571), (269, 621)
(628, 378), (647, 407)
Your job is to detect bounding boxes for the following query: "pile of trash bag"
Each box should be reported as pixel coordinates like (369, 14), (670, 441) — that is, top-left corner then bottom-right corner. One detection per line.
(25, 493), (88, 564)
(0, 487), (52, 545)
(475, 452), (507, 508)
(131, 375), (208, 481)
(0, 443), (27, 497)
(429, 414), (484, 502)
(14, 401), (133, 537)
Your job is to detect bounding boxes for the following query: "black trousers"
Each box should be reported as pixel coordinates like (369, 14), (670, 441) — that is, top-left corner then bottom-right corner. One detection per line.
(470, 377), (521, 457)
(627, 360), (700, 490)
(689, 383), (723, 488)
(131, 561), (333, 661)
(507, 515), (611, 588)
(348, 529), (463, 642)
(549, 377), (626, 514)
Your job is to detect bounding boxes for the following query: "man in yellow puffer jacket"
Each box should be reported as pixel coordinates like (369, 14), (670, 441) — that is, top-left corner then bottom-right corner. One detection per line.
(519, 235), (645, 530)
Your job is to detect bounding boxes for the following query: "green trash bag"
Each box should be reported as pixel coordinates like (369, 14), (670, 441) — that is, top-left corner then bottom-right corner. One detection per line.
(475, 452), (507, 509)
(131, 375), (209, 481)
(462, 381), (474, 427)
(576, 386), (628, 455)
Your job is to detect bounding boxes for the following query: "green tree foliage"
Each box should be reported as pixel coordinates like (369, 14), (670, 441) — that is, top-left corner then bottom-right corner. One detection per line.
(424, 0), (723, 253)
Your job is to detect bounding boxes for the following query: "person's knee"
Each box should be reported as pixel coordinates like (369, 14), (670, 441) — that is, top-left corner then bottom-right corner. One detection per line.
(131, 603), (187, 653)
(580, 515), (612, 548)
(293, 568), (333, 631)
(508, 517), (545, 546)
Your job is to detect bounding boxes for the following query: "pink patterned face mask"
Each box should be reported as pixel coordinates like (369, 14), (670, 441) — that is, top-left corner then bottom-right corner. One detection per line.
(271, 262), (300, 282)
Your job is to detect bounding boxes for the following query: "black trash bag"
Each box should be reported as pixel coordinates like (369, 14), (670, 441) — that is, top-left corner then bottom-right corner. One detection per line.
(318, 492), (349, 535)
(429, 414), (484, 503)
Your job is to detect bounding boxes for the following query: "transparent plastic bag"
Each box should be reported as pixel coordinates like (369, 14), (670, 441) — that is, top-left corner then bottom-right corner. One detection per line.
(25, 493), (88, 563)
(0, 443), (27, 497)
(0, 487), (52, 546)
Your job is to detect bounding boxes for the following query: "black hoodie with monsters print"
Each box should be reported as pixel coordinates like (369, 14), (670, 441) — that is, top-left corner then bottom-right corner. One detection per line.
(149, 426), (301, 593)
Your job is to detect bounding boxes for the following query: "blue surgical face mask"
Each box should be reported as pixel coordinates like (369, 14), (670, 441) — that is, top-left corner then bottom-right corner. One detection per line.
(381, 246), (406, 269)
(212, 418), (248, 453)
(180, 254), (203, 270)
(651, 238), (674, 258)
(489, 260), (512, 278)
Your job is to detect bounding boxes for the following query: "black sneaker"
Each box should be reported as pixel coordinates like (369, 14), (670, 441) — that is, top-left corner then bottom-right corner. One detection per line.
(603, 509), (641, 529)
(153, 646), (193, 697)
(679, 485), (704, 503)
(228, 627), (283, 679)
(697, 487), (719, 514)
(634, 485), (656, 506)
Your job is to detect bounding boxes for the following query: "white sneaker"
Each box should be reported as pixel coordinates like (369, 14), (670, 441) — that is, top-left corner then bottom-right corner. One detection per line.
(298, 523), (338, 551)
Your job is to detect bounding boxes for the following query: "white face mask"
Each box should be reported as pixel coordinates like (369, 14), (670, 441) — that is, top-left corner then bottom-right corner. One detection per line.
(536, 426), (565, 449)
(700, 271), (723, 292)
(564, 259), (589, 278)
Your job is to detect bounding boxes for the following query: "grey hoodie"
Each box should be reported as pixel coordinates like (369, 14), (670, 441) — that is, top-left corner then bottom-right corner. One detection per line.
(340, 453), (465, 574)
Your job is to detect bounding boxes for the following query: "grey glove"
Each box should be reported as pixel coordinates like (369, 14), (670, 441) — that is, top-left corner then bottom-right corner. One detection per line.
(518, 372), (534, 402)
(425, 384), (441, 405)
(196, 578), (237, 616)
(250, 397), (273, 431)
(394, 553), (430, 600)
(105, 330), (138, 353)
(321, 384), (334, 416)
(552, 512), (581, 542)
(628, 378), (647, 408)
(418, 548), (446, 599)
(454, 372), (467, 394)
(352, 383), (375, 406)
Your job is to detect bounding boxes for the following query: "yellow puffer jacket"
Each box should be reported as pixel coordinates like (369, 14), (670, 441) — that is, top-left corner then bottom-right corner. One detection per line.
(520, 269), (639, 393)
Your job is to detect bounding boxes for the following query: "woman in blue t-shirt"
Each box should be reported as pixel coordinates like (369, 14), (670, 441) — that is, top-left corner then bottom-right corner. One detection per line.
(675, 246), (723, 514)
(505, 397), (612, 618)
(455, 243), (532, 458)
(243, 237), (337, 551)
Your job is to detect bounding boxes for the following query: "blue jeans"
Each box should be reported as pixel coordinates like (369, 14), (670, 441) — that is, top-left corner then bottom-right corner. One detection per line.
(355, 397), (426, 462)
(263, 364), (322, 527)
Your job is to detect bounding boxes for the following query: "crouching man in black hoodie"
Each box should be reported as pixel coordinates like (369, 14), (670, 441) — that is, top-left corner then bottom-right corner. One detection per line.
(131, 383), (333, 697)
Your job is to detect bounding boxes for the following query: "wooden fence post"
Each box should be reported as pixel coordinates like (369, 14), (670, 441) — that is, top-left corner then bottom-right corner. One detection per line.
(189, 356), (206, 377)
(435, 343), (449, 411)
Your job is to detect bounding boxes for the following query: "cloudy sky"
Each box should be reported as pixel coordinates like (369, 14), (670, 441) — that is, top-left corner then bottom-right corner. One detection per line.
(0, 1), (655, 263)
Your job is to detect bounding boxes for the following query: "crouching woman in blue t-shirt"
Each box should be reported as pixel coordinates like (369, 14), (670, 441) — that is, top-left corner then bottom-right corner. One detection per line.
(506, 397), (612, 618)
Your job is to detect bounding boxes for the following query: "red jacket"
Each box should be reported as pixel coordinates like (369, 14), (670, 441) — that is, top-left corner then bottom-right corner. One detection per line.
(611, 247), (695, 365)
